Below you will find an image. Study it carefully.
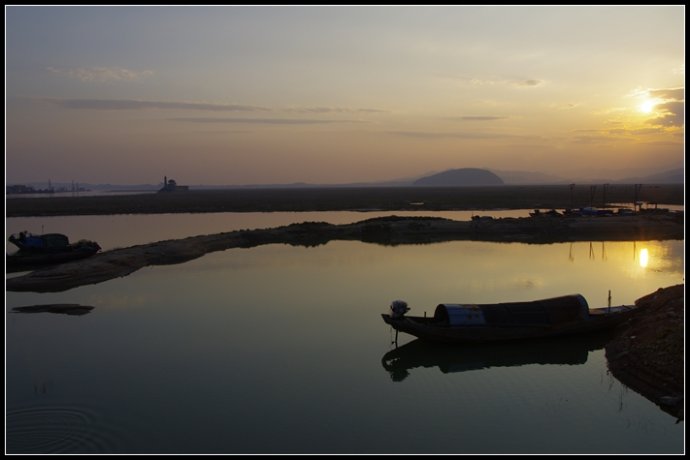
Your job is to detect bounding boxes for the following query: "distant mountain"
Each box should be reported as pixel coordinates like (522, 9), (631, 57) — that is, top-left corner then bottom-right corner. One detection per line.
(8, 166), (682, 192)
(489, 169), (568, 185)
(413, 168), (504, 186)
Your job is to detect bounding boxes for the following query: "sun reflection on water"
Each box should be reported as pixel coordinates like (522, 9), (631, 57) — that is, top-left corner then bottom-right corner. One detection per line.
(639, 248), (649, 268)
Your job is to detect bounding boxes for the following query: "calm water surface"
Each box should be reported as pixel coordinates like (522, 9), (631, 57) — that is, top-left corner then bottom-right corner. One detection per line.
(5, 212), (685, 454)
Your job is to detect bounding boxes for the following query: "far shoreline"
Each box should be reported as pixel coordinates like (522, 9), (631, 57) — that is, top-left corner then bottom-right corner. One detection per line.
(5, 184), (685, 217)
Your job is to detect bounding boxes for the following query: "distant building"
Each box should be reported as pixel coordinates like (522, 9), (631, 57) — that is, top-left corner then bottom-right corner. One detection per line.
(7, 184), (37, 194)
(159, 176), (189, 192)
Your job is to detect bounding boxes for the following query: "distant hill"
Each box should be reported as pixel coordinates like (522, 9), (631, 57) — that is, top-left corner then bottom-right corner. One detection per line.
(413, 168), (504, 186)
(489, 169), (568, 185)
(7, 166), (681, 192)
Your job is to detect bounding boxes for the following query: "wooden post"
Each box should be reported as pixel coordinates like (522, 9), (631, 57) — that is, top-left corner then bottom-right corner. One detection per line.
(608, 290), (612, 312)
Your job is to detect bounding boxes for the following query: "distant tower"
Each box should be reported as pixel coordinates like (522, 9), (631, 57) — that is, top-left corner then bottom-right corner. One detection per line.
(159, 175), (186, 193)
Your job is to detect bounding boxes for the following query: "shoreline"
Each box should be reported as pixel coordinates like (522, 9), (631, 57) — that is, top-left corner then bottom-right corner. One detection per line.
(6, 184), (684, 217)
(6, 214), (684, 292)
(606, 284), (685, 422)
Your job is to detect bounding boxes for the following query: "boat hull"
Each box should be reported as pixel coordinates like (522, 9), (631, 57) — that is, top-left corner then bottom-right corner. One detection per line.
(6, 246), (100, 272)
(382, 307), (635, 344)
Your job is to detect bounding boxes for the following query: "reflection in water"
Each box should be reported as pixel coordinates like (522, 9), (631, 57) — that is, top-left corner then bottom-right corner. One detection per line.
(382, 333), (613, 382)
(639, 248), (649, 268)
(585, 242), (608, 261)
(11, 304), (95, 316)
(561, 241), (681, 279)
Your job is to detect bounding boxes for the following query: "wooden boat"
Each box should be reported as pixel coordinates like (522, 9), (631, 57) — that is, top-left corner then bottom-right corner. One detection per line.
(381, 294), (637, 344)
(7, 231), (101, 272)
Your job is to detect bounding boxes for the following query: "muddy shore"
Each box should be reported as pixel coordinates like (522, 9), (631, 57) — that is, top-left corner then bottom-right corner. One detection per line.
(606, 284), (685, 422)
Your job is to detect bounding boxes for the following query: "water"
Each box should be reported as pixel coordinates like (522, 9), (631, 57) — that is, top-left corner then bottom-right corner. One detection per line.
(5, 212), (685, 454)
(5, 210), (531, 253)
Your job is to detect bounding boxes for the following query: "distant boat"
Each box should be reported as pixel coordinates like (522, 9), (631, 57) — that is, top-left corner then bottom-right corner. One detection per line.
(7, 231), (101, 272)
(529, 209), (562, 217)
(382, 294), (637, 344)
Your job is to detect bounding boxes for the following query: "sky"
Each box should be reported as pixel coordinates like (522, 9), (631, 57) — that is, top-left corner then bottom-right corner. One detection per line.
(5, 5), (685, 185)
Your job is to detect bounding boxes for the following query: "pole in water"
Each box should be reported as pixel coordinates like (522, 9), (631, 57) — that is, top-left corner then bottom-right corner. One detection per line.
(608, 290), (612, 312)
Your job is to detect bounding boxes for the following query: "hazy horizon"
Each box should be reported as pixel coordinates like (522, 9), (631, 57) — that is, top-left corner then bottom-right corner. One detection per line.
(5, 5), (685, 186)
(4, 163), (685, 189)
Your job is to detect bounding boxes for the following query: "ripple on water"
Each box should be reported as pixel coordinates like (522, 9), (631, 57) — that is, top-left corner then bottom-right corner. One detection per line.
(6, 403), (129, 454)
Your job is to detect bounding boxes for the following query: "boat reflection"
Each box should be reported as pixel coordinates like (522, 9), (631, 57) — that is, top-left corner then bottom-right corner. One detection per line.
(381, 333), (612, 382)
(11, 304), (95, 316)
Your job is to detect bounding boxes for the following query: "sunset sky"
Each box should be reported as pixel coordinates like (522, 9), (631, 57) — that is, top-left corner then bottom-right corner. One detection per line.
(5, 5), (685, 185)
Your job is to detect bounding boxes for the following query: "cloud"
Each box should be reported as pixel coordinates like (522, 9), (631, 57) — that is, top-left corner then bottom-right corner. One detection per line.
(47, 66), (153, 83)
(648, 88), (684, 101)
(169, 117), (364, 125)
(42, 98), (384, 122)
(388, 130), (525, 139)
(630, 127), (666, 135)
(609, 127), (665, 136)
(570, 135), (618, 145)
(514, 79), (543, 87)
(284, 106), (387, 114)
(647, 87), (684, 128)
(445, 74), (544, 88)
(651, 101), (684, 127)
(448, 116), (507, 121)
(550, 103), (581, 111)
(45, 98), (270, 112)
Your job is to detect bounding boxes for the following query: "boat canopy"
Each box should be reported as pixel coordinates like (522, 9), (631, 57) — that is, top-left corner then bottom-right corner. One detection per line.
(10, 232), (70, 250)
(435, 294), (589, 326)
(39, 233), (70, 249)
(433, 304), (487, 326)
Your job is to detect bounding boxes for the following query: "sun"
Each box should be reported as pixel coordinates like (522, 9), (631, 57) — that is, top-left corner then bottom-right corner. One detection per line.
(638, 99), (657, 114)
